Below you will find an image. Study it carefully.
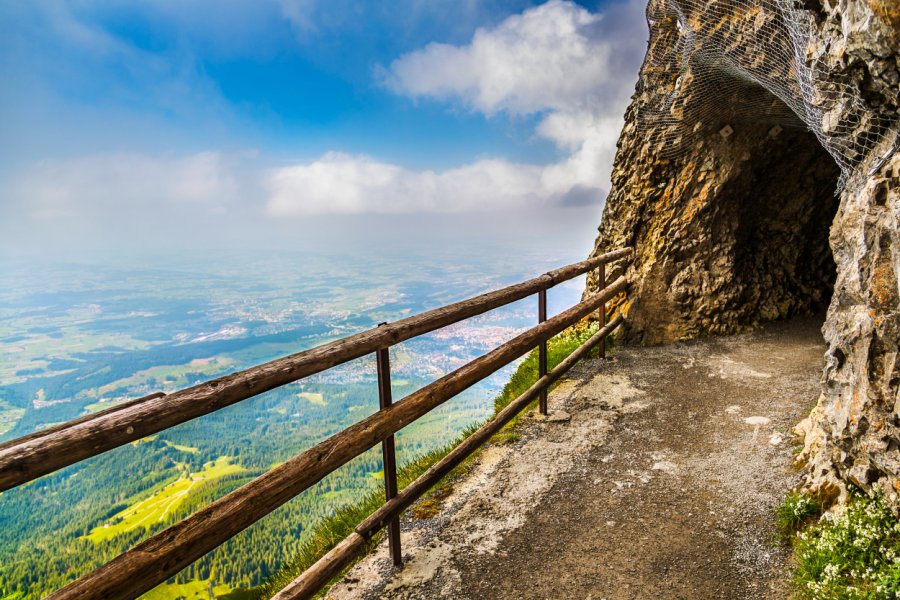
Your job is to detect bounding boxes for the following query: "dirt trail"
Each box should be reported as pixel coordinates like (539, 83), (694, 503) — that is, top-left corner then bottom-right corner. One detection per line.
(328, 318), (825, 599)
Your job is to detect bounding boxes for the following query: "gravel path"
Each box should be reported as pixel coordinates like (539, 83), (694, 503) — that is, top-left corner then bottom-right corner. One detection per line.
(327, 317), (825, 599)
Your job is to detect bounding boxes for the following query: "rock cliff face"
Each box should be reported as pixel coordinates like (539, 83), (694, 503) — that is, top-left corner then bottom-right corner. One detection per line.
(589, 0), (898, 504)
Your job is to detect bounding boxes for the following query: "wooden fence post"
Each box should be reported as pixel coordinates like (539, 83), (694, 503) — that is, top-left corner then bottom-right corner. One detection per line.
(598, 263), (606, 359)
(376, 325), (402, 567)
(538, 289), (548, 415)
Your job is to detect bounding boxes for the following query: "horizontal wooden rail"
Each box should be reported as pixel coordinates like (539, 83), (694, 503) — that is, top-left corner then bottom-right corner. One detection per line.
(48, 276), (627, 600)
(273, 314), (625, 600)
(0, 248), (631, 492)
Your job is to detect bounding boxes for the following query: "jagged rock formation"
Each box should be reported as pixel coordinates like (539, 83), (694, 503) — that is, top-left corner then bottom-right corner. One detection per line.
(588, 0), (898, 504)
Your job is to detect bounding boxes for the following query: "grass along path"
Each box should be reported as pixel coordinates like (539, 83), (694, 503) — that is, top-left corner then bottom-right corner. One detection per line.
(325, 317), (826, 599)
(258, 319), (604, 596)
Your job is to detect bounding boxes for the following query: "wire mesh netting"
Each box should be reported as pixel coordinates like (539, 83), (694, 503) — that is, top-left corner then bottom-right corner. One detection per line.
(637, 0), (899, 189)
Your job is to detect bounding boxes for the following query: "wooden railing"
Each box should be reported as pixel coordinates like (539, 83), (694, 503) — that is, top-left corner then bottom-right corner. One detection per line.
(1, 247), (632, 600)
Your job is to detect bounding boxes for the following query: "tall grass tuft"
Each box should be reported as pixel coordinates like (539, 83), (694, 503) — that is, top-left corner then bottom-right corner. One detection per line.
(494, 319), (602, 415)
(776, 492), (822, 540)
(254, 434), (478, 598)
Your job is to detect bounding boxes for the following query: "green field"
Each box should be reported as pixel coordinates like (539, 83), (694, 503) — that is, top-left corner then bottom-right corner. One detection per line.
(83, 400), (117, 413)
(0, 328), (155, 386)
(296, 391), (326, 406)
(163, 440), (200, 454)
(0, 402), (25, 436)
(87, 357), (235, 400)
(86, 457), (244, 543)
(141, 579), (235, 600)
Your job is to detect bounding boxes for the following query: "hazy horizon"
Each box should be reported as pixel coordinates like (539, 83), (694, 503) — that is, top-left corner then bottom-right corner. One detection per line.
(0, 0), (647, 264)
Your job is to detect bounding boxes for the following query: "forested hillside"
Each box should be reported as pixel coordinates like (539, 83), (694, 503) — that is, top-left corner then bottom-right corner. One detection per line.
(1, 254), (580, 598)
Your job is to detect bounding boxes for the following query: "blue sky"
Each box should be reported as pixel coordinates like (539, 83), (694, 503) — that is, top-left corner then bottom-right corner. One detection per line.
(0, 0), (648, 258)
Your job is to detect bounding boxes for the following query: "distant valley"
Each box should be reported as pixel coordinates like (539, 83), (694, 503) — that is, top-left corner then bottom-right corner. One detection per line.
(0, 250), (582, 599)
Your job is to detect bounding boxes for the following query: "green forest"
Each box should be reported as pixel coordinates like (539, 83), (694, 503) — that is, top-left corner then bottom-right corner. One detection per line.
(0, 377), (490, 599)
(0, 256), (578, 599)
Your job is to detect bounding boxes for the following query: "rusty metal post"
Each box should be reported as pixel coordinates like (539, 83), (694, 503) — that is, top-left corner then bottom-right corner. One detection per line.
(538, 289), (548, 415)
(598, 263), (606, 359)
(376, 325), (402, 567)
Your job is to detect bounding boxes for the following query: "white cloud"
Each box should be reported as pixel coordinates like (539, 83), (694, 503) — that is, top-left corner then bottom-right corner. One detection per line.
(266, 0), (646, 216)
(10, 152), (240, 221)
(264, 152), (546, 216)
(382, 0), (614, 116)
(262, 137), (623, 217)
(538, 112), (627, 188)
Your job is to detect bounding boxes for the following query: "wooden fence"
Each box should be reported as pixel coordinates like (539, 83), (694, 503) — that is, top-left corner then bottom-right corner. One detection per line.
(0, 247), (632, 600)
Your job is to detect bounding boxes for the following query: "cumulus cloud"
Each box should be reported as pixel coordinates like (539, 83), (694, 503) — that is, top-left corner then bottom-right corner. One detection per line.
(265, 0), (646, 216)
(382, 0), (611, 116)
(263, 134), (624, 217)
(265, 152), (545, 216)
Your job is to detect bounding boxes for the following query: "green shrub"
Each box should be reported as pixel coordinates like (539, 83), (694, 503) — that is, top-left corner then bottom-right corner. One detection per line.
(792, 491), (900, 599)
(777, 492), (821, 538)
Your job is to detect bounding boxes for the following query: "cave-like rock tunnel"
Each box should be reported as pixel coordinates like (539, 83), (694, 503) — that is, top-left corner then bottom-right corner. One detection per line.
(591, 102), (842, 345)
(702, 123), (841, 328)
(586, 0), (877, 345)
(591, 0), (899, 504)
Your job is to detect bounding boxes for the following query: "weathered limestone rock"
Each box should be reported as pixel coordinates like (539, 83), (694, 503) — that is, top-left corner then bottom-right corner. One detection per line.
(589, 0), (898, 505)
(800, 151), (899, 505)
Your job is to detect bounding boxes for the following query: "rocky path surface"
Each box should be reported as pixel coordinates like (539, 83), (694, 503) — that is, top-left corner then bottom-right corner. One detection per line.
(327, 318), (825, 599)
